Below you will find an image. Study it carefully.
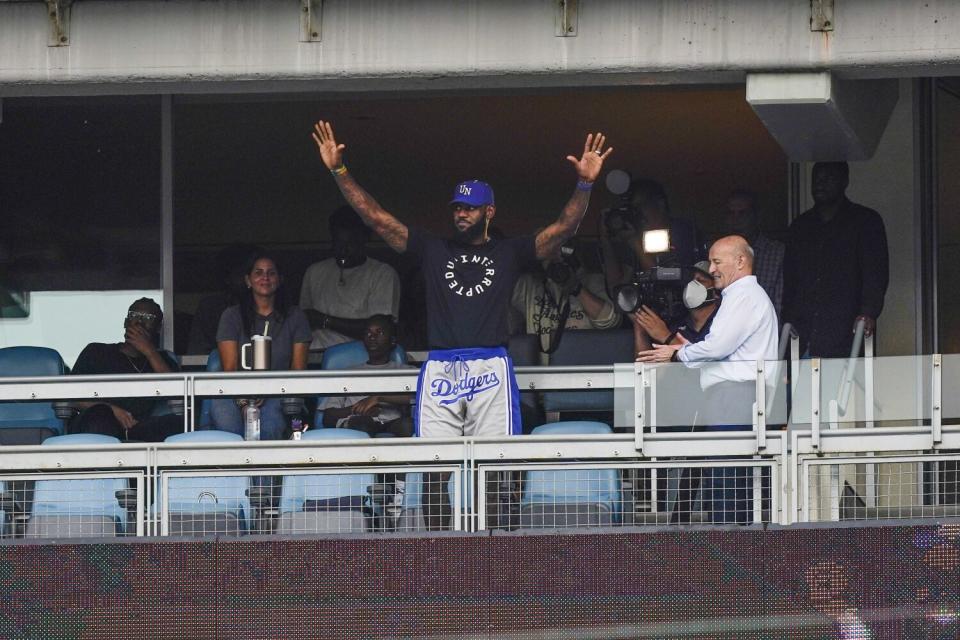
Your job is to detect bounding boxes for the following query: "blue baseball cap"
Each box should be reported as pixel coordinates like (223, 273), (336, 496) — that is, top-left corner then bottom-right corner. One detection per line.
(449, 180), (495, 207)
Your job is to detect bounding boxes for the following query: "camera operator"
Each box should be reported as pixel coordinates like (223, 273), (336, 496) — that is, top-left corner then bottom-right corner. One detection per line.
(631, 261), (719, 354)
(629, 261), (718, 524)
(636, 235), (778, 524)
(600, 178), (702, 289)
(512, 242), (619, 363)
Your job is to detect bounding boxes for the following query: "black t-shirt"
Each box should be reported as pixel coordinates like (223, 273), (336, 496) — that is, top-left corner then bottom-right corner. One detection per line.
(72, 342), (180, 418)
(671, 304), (719, 345)
(407, 228), (538, 349)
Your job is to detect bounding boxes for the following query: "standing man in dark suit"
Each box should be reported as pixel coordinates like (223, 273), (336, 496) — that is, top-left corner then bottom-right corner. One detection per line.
(783, 162), (889, 358)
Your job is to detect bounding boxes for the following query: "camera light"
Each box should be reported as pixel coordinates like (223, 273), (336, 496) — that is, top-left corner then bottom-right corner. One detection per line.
(643, 229), (671, 254)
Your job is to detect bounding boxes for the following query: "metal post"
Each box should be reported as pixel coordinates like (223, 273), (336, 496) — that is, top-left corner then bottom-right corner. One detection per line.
(863, 330), (877, 506)
(160, 95), (175, 352)
(932, 354), (942, 445)
(634, 362), (645, 453)
(464, 442), (472, 532)
(135, 475), (145, 537)
(752, 466), (763, 523)
(829, 463), (841, 522)
(755, 359), (766, 452)
(159, 473), (169, 536)
(864, 332), (875, 428)
(811, 359), (821, 450)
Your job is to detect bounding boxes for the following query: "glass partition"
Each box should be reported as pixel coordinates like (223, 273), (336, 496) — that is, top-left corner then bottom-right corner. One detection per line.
(816, 355), (931, 426)
(646, 359), (787, 430)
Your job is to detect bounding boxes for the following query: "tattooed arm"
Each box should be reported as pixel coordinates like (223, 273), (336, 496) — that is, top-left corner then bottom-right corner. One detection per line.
(311, 120), (409, 253)
(535, 132), (613, 260)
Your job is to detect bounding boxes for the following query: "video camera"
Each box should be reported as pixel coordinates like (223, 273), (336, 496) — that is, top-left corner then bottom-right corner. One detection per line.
(600, 169), (646, 237)
(612, 229), (688, 322)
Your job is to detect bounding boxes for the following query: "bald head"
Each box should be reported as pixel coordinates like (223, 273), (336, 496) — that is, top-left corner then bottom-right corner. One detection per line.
(708, 235), (754, 291)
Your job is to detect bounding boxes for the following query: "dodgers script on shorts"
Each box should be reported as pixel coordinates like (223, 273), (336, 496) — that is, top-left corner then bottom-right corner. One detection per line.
(431, 371), (501, 405)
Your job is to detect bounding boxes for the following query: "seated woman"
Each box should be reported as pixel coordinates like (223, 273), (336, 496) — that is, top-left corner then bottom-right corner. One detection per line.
(210, 251), (311, 440)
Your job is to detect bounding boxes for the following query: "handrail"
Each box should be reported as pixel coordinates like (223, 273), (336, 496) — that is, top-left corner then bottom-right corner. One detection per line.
(836, 318), (866, 415)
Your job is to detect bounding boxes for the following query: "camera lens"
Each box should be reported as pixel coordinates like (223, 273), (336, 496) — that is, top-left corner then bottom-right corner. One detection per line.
(614, 284), (640, 313)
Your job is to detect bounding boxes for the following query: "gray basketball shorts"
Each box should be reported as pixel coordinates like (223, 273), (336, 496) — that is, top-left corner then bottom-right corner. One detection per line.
(414, 346), (522, 438)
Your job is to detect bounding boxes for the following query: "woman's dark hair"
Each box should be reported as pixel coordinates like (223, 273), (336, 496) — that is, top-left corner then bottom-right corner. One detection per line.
(238, 251), (290, 337)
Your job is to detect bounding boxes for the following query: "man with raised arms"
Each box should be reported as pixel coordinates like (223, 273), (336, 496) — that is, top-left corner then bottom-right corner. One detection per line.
(312, 120), (612, 528)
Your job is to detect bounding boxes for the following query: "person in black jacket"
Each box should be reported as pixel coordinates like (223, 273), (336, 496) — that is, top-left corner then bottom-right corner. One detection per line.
(70, 298), (183, 441)
(783, 162), (889, 358)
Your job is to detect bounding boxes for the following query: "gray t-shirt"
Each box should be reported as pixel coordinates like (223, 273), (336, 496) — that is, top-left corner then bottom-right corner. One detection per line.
(216, 305), (312, 371)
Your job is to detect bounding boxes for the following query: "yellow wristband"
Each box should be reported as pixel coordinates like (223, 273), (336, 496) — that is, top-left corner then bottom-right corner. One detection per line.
(331, 164), (348, 176)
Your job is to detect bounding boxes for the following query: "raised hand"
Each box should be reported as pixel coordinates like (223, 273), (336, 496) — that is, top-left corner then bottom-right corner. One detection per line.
(124, 324), (158, 358)
(311, 120), (346, 171)
(566, 132), (613, 183)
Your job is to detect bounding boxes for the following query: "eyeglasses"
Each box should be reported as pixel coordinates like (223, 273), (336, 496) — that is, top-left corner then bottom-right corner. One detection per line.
(126, 311), (159, 324)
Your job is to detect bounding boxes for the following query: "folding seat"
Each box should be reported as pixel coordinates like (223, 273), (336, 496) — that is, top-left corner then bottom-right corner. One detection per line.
(519, 421), (622, 528)
(196, 349), (222, 428)
(0, 346), (67, 444)
(25, 433), (130, 538)
(539, 330), (635, 422)
(393, 471), (464, 531)
(160, 430), (252, 536)
(276, 428), (376, 534)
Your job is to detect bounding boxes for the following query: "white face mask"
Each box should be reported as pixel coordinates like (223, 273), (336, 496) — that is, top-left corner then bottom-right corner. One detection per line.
(683, 280), (715, 310)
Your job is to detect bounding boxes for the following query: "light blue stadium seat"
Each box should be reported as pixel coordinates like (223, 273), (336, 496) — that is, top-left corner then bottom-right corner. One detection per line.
(0, 346), (67, 444)
(277, 428), (376, 533)
(26, 433), (130, 538)
(519, 421), (622, 528)
(316, 340), (408, 428)
(196, 348), (222, 428)
(159, 430), (252, 536)
(395, 471), (465, 532)
(540, 330), (634, 417)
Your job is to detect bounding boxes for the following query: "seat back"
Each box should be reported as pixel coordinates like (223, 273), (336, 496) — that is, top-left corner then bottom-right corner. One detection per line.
(277, 428), (376, 533)
(159, 430), (252, 536)
(541, 330), (634, 414)
(0, 346), (67, 443)
(149, 350), (184, 418)
(529, 421), (612, 436)
(507, 333), (539, 366)
(197, 349), (223, 428)
(27, 434), (128, 538)
(320, 341), (407, 370)
(520, 421), (622, 527)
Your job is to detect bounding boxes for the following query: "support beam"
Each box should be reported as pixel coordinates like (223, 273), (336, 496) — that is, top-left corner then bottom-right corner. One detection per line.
(45, 0), (71, 46)
(300, 0), (322, 43)
(747, 72), (899, 161)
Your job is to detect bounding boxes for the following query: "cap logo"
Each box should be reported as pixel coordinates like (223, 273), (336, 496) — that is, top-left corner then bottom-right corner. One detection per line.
(459, 185), (472, 196)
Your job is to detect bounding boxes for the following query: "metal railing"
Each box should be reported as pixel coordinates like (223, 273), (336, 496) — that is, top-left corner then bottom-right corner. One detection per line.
(4, 340), (960, 538)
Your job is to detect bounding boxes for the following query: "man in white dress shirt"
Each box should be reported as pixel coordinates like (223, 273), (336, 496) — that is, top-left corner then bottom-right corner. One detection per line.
(637, 234), (778, 523)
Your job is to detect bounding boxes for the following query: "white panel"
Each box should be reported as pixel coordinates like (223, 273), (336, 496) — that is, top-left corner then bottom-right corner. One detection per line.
(0, 290), (164, 367)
